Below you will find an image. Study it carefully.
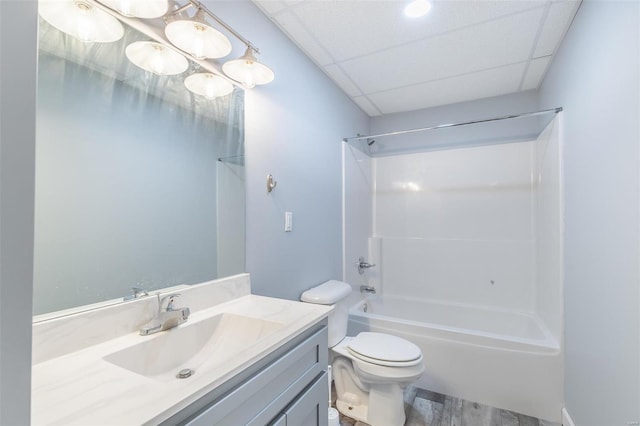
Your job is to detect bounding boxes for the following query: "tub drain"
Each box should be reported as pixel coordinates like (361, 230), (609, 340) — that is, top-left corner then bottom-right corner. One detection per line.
(177, 368), (194, 379)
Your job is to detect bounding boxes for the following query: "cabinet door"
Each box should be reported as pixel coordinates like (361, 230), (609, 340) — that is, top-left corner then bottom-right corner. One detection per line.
(284, 372), (328, 426)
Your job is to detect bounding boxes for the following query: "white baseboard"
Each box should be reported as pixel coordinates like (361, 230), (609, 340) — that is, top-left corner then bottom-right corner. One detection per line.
(562, 408), (576, 426)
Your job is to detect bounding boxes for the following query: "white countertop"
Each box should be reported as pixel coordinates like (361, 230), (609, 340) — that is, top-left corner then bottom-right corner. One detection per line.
(31, 293), (331, 425)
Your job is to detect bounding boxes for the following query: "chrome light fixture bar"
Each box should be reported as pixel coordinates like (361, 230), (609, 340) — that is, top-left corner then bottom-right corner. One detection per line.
(162, 0), (275, 88)
(40, 0), (275, 94)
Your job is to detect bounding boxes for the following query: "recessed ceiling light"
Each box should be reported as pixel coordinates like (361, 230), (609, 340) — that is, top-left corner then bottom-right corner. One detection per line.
(404, 0), (432, 18)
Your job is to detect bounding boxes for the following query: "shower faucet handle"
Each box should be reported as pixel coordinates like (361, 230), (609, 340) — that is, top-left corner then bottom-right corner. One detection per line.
(357, 256), (376, 275)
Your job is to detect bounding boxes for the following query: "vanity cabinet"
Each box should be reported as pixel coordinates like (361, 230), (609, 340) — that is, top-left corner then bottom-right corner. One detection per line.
(271, 370), (328, 425)
(162, 320), (329, 426)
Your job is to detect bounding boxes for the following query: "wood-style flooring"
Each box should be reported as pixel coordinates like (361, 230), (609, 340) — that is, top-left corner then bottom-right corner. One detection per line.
(336, 386), (561, 426)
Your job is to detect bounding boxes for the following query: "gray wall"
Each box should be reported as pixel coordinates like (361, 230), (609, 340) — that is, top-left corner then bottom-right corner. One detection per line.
(0, 1), (37, 424)
(539, 1), (640, 425)
(207, 1), (370, 300)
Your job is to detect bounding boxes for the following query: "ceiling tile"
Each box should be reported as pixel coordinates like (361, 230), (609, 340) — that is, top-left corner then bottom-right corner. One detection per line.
(272, 11), (335, 66)
(254, 1), (288, 16)
(352, 95), (383, 117)
(521, 56), (552, 90)
(369, 62), (527, 114)
(290, 0), (547, 62)
(339, 7), (545, 94)
(323, 64), (363, 97)
(534, 1), (581, 57)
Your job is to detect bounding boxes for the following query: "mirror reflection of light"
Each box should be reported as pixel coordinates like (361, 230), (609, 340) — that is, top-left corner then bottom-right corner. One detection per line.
(75, 6), (93, 42)
(404, 0), (432, 18)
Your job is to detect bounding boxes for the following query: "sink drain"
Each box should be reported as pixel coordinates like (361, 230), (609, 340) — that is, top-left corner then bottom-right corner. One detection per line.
(177, 368), (194, 379)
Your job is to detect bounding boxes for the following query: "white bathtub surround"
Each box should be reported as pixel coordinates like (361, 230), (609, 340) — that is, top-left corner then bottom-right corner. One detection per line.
(348, 298), (562, 422)
(365, 117), (563, 341)
(374, 140), (536, 311)
(343, 116), (564, 420)
(31, 274), (331, 425)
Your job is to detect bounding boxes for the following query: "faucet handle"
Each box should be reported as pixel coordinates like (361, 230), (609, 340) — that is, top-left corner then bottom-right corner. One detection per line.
(161, 293), (181, 311)
(132, 287), (148, 297)
(357, 256), (376, 275)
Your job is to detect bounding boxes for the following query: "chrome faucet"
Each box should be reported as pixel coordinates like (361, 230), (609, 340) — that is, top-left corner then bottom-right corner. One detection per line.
(357, 256), (376, 275)
(139, 293), (190, 336)
(123, 286), (149, 301)
(360, 285), (376, 294)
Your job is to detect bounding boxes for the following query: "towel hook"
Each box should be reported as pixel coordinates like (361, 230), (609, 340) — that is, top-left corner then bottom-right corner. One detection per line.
(266, 174), (277, 193)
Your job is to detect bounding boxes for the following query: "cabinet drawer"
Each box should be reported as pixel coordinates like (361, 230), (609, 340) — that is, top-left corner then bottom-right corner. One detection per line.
(184, 325), (328, 426)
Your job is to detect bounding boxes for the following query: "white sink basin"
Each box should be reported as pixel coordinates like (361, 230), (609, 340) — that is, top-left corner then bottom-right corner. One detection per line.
(103, 313), (284, 380)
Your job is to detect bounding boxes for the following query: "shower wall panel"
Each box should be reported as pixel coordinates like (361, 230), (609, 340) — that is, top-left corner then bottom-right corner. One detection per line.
(534, 116), (563, 342)
(373, 141), (537, 312)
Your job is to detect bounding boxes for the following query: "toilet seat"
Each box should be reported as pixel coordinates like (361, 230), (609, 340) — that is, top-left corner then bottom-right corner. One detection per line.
(347, 332), (423, 367)
(332, 335), (425, 384)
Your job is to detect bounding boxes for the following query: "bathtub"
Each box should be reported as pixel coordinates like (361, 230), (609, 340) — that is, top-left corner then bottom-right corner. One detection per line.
(347, 296), (563, 422)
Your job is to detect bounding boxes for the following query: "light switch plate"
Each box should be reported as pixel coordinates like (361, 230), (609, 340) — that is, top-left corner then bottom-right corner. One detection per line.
(285, 211), (293, 232)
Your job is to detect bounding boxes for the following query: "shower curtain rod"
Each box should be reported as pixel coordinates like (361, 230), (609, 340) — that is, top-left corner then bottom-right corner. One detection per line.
(342, 107), (563, 142)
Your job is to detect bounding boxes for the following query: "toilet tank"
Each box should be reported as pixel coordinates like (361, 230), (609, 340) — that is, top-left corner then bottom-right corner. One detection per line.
(300, 280), (352, 347)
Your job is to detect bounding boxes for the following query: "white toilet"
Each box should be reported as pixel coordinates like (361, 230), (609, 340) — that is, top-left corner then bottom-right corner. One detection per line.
(301, 280), (424, 426)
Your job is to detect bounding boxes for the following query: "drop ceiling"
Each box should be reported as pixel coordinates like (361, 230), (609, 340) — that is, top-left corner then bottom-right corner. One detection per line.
(253, 0), (581, 116)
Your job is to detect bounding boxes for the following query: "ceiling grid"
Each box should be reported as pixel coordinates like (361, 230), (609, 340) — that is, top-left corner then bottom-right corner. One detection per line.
(254, 0), (581, 116)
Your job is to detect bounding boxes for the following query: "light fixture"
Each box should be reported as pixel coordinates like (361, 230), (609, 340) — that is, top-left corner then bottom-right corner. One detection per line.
(222, 47), (275, 89)
(98, 0), (169, 19)
(184, 73), (234, 99)
(164, 7), (232, 59)
(125, 41), (189, 75)
(39, 0), (125, 43)
(41, 0), (275, 90)
(404, 0), (432, 18)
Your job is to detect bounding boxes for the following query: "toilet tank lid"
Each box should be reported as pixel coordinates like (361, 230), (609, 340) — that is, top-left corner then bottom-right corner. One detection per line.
(300, 280), (351, 304)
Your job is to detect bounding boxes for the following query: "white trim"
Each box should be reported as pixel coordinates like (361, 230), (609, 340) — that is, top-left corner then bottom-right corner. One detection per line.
(341, 141), (347, 282)
(562, 408), (576, 426)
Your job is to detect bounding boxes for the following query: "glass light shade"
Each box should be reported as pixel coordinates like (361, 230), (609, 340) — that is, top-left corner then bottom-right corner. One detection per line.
(39, 0), (125, 43)
(184, 73), (234, 99)
(164, 8), (231, 59)
(98, 0), (169, 19)
(404, 0), (432, 18)
(222, 47), (275, 89)
(125, 41), (189, 75)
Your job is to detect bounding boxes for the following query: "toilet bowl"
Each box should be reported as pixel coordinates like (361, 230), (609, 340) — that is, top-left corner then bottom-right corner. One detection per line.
(301, 280), (425, 426)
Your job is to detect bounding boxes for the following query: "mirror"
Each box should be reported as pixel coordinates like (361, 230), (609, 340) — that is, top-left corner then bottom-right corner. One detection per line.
(33, 12), (245, 316)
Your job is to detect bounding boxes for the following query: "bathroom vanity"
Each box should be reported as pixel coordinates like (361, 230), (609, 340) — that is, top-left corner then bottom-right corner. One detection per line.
(31, 274), (331, 425)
